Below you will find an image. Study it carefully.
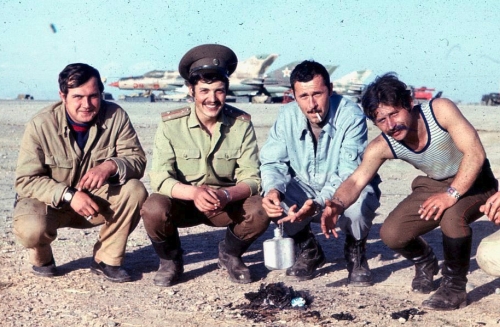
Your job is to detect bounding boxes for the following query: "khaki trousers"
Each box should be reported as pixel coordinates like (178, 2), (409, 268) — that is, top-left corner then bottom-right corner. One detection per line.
(477, 229), (500, 277)
(13, 179), (147, 266)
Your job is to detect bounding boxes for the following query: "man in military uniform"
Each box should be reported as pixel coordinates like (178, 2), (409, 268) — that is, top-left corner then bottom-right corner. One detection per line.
(13, 63), (148, 283)
(141, 44), (270, 286)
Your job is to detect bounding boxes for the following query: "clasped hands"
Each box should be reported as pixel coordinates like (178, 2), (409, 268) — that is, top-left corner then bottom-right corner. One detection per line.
(70, 160), (117, 220)
(193, 185), (230, 216)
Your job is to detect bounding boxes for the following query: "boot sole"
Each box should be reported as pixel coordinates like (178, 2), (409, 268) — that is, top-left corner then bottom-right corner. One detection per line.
(218, 260), (252, 284)
(153, 278), (178, 287)
(90, 267), (132, 283)
(422, 299), (467, 311)
(349, 280), (373, 287)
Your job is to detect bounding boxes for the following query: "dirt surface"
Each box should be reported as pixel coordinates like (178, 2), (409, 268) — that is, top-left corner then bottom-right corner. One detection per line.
(1, 100), (499, 327)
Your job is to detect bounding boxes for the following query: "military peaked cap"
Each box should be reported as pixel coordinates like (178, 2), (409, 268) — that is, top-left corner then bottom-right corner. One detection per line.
(178, 44), (238, 80)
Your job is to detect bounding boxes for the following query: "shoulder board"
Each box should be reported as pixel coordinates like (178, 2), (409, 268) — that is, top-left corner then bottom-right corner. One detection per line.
(224, 105), (251, 122)
(161, 106), (191, 121)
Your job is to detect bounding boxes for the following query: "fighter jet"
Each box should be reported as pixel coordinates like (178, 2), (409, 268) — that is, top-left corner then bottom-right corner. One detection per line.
(109, 53), (279, 101)
(331, 70), (372, 96)
(108, 70), (183, 92)
(261, 61), (338, 102)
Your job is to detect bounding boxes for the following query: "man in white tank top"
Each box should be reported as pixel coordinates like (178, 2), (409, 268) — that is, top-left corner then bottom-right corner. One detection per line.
(281, 73), (498, 311)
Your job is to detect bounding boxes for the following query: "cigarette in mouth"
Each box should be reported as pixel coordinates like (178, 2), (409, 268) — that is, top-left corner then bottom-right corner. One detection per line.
(315, 113), (322, 122)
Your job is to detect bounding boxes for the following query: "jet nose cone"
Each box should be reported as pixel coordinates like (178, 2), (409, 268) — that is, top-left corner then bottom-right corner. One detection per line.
(109, 81), (119, 87)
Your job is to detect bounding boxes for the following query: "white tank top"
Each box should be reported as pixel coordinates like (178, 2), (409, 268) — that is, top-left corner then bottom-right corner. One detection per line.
(382, 100), (463, 180)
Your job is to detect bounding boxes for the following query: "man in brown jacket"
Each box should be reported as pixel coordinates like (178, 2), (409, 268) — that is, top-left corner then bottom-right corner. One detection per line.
(13, 63), (147, 283)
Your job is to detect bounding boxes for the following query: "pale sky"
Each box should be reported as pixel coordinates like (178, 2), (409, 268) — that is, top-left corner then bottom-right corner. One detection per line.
(1, 0), (499, 103)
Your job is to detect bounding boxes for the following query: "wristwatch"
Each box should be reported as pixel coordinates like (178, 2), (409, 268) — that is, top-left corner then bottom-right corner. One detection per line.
(447, 187), (461, 200)
(63, 187), (77, 203)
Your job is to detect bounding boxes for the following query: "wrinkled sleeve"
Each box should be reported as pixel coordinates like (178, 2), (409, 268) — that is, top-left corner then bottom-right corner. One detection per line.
(15, 121), (66, 207)
(259, 110), (290, 195)
(149, 120), (179, 197)
(234, 121), (261, 195)
(318, 108), (368, 204)
(107, 110), (146, 184)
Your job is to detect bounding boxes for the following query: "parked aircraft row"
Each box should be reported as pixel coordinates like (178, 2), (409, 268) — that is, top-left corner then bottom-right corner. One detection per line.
(108, 54), (372, 103)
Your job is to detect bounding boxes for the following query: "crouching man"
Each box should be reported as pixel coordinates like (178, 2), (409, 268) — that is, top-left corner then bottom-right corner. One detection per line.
(14, 63), (148, 282)
(261, 61), (380, 285)
(140, 44), (270, 287)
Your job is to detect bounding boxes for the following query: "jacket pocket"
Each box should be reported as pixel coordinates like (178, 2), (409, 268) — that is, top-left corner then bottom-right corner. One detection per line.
(44, 155), (73, 182)
(45, 155), (73, 168)
(91, 146), (116, 164)
(340, 144), (360, 163)
(176, 149), (203, 177)
(214, 148), (240, 178)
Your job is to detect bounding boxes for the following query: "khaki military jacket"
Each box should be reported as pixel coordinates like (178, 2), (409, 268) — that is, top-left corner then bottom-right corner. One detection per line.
(15, 101), (146, 207)
(150, 103), (260, 197)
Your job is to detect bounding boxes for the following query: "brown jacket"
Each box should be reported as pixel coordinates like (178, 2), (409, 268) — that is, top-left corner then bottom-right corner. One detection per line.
(15, 101), (146, 207)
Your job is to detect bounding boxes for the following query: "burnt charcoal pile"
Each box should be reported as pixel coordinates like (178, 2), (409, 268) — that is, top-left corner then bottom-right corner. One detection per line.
(236, 282), (316, 323)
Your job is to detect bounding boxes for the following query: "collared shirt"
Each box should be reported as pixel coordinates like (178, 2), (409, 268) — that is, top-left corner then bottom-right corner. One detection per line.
(260, 94), (369, 207)
(15, 101), (147, 207)
(150, 103), (261, 197)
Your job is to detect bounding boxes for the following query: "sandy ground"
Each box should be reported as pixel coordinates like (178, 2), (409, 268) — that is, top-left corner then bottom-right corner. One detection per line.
(0, 100), (499, 327)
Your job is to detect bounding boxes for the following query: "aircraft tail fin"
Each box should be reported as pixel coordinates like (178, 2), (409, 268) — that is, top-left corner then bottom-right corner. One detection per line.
(233, 53), (279, 79)
(333, 69), (372, 85)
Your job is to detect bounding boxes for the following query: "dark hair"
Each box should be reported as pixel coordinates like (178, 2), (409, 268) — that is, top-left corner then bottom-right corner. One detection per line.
(290, 60), (331, 92)
(58, 63), (104, 96)
(361, 72), (412, 121)
(187, 71), (229, 91)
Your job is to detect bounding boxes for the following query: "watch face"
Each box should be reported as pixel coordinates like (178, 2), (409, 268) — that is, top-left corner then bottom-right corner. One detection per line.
(64, 190), (74, 202)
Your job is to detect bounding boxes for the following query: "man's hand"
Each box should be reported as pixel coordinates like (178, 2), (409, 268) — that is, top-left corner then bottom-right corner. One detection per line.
(77, 160), (117, 191)
(71, 191), (100, 219)
(193, 185), (220, 213)
(202, 187), (231, 217)
(262, 189), (284, 218)
(277, 199), (316, 224)
(480, 191), (500, 225)
(320, 199), (342, 239)
(418, 192), (457, 221)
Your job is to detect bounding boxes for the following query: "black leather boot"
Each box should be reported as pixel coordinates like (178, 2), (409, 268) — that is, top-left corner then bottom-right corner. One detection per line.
(150, 229), (184, 287)
(344, 235), (372, 287)
(286, 225), (326, 281)
(394, 237), (439, 294)
(422, 234), (471, 311)
(218, 227), (253, 284)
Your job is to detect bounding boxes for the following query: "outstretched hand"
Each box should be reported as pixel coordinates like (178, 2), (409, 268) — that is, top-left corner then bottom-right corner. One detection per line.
(277, 199), (317, 224)
(320, 199), (343, 239)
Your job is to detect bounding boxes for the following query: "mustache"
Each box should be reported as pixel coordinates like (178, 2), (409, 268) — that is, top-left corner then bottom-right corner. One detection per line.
(388, 125), (407, 135)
